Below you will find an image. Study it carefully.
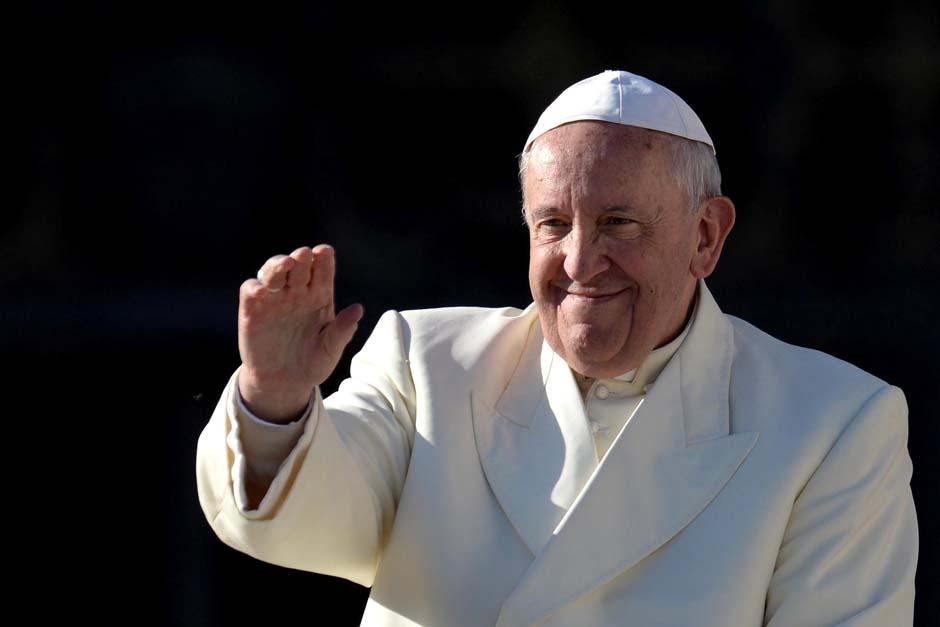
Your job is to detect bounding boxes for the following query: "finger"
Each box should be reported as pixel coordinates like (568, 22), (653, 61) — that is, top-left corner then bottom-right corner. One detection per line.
(286, 247), (314, 289)
(259, 254), (295, 292)
(239, 277), (265, 309)
(310, 244), (336, 306)
(239, 277), (282, 320)
(321, 303), (364, 360)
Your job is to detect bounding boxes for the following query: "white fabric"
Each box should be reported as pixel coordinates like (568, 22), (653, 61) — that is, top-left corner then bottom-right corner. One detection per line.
(582, 379), (643, 461)
(523, 70), (715, 154)
(196, 281), (918, 626)
(577, 304), (690, 459)
(233, 315), (688, 474)
(231, 387), (310, 509)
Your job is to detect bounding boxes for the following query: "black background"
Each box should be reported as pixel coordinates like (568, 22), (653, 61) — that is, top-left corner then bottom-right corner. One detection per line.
(19, 1), (938, 624)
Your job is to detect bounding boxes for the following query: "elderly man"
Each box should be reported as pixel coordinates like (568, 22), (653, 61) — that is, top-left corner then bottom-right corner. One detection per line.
(196, 70), (918, 626)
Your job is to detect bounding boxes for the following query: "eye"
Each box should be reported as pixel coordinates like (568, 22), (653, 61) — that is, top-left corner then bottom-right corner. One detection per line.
(600, 214), (643, 239)
(532, 213), (571, 230)
(602, 216), (635, 226)
(531, 215), (571, 242)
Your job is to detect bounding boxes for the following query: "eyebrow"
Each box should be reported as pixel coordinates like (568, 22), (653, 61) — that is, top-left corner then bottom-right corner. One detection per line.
(528, 207), (564, 222)
(602, 205), (642, 215)
(529, 205), (642, 221)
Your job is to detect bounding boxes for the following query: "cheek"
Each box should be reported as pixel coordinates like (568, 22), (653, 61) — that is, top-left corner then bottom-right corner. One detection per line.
(528, 254), (552, 306)
(528, 247), (559, 285)
(527, 257), (542, 293)
(636, 256), (694, 322)
(607, 243), (652, 283)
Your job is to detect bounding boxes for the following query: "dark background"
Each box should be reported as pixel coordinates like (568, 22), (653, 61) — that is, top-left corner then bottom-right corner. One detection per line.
(19, 1), (938, 624)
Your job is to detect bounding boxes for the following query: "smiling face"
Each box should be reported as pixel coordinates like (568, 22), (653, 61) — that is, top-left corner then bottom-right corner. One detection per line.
(524, 121), (704, 378)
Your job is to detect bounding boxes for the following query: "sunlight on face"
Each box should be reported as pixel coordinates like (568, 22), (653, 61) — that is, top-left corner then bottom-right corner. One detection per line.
(524, 121), (700, 378)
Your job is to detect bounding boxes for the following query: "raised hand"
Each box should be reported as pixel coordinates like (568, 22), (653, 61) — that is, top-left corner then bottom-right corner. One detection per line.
(237, 244), (364, 423)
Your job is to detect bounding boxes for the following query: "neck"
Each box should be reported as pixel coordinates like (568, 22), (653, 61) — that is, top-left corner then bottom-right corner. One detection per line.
(655, 287), (697, 350)
(573, 371), (594, 399)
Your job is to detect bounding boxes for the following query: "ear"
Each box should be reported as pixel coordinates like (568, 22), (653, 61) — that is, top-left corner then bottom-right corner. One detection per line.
(690, 196), (735, 279)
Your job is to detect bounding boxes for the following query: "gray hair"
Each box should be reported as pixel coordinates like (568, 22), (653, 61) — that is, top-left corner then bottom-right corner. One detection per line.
(668, 136), (722, 210)
(518, 134), (722, 218)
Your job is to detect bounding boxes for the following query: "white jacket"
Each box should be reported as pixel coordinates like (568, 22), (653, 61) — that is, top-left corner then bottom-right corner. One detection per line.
(196, 282), (918, 626)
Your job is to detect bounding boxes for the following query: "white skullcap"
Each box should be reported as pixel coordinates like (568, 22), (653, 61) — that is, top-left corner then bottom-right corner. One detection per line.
(523, 69), (715, 155)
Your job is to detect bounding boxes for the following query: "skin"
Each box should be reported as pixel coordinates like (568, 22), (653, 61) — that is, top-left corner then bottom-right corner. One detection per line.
(524, 121), (736, 379)
(238, 244), (363, 423)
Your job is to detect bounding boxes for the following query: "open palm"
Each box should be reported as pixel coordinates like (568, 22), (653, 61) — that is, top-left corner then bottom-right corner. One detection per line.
(237, 245), (363, 422)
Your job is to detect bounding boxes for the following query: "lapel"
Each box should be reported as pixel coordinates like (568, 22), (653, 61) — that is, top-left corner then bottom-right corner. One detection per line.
(470, 308), (598, 556)
(472, 281), (759, 627)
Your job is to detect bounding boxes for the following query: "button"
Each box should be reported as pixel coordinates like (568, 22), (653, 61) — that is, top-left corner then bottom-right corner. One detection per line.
(589, 420), (608, 435)
(595, 384), (609, 400)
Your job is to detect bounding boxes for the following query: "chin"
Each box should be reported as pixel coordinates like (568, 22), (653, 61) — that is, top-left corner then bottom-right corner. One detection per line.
(539, 311), (635, 374)
(570, 357), (632, 379)
(562, 337), (634, 378)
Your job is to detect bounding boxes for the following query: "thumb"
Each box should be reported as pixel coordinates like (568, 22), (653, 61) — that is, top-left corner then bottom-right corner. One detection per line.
(321, 303), (364, 360)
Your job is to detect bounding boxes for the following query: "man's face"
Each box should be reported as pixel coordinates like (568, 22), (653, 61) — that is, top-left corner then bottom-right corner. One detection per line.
(524, 121), (701, 378)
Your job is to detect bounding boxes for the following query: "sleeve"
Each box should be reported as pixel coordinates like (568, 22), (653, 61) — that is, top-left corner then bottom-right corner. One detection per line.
(195, 310), (417, 587)
(233, 382), (311, 505)
(764, 385), (919, 626)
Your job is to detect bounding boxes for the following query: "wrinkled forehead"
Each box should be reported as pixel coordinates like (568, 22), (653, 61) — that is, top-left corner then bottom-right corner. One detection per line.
(522, 121), (681, 209)
(530, 121), (665, 156)
(525, 122), (670, 179)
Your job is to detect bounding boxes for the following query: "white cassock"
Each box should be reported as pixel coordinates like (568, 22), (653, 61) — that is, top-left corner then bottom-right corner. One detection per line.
(196, 280), (918, 626)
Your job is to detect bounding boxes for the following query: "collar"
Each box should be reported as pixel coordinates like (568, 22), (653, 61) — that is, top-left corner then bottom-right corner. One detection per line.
(473, 278), (760, 626)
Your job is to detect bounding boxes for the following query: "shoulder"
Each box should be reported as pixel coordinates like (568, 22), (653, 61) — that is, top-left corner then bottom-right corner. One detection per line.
(721, 315), (911, 532)
(723, 314), (905, 439)
(364, 305), (536, 367)
(726, 313), (889, 395)
(398, 305), (529, 334)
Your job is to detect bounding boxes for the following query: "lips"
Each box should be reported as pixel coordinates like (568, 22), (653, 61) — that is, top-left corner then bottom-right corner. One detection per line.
(566, 288), (623, 297)
(557, 286), (629, 304)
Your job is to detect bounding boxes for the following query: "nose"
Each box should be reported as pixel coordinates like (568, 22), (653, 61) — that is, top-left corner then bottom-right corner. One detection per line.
(562, 226), (609, 284)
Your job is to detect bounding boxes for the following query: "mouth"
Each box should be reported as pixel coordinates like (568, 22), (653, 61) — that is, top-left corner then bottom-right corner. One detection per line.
(558, 286), (629, 304)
